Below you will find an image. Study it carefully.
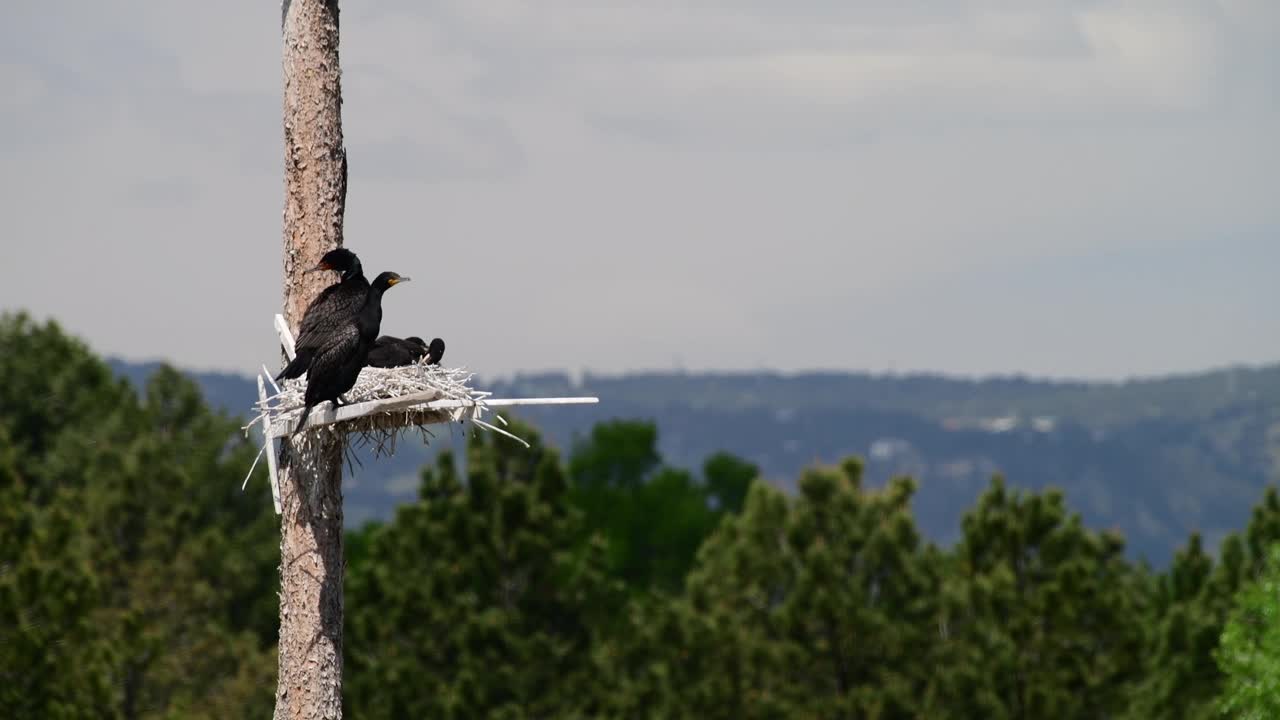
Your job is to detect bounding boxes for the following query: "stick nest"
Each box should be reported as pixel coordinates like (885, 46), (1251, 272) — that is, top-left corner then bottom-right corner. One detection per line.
(244, 360), (524, 459)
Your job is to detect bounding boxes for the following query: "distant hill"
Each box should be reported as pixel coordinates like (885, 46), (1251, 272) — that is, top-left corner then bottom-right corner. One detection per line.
(108, 359), (1280, 565)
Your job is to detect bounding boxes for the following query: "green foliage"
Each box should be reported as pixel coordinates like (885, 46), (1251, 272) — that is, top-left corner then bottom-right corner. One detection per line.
(0, 312), (278, 719)
(566, 420), (756, 592)
(927, 477), (1145, 719)
(1216, 544), (1280, 719)
(568, 420), (661, 490)
(1126, 534), (1225, 720)
(11, 310), (1280, 720)
(0, 432), (116, 718)
(1244, 488), (1280, 574)
(1124, 487), (1280, 720)
(702, 451), (756, 514)
(599, 461), (940, 718)
(0, 313), (128, 457)
(345, 416), (622, 719)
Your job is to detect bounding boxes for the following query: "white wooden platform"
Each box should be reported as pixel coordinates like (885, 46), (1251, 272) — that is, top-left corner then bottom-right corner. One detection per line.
(266, 390), (597, 439)
(246, 314), (599, 514)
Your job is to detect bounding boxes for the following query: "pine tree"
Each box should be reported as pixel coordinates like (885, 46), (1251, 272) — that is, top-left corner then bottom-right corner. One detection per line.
(926, 477), (1144, 719)
(702, 452), (757, 514)
(609, 458), (939, 718)
(1132, 487), (1280, 719)
(566, 420), (727, 592)
(1216, 544), (1280, 718)
(0, 429), (116, 718)
(345, 417), (621, 719)
(1126, 533), (1224, 720)
(0, 313), (278, 718)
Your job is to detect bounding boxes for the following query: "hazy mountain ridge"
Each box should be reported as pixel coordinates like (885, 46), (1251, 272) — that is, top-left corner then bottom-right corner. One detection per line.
(108, 359), (1280, 564)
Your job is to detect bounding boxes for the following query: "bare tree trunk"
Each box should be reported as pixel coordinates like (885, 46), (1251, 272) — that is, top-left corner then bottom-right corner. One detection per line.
(276, 1), (348, 718)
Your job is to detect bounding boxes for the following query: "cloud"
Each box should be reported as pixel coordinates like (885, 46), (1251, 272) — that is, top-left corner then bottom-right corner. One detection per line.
(1, 0), (1277, 379)
(352, 130), (523, 184)
(124, 177), (202, 209)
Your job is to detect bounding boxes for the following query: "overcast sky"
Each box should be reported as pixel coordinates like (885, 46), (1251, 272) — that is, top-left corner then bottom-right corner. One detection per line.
(3, 0), (1276, 381)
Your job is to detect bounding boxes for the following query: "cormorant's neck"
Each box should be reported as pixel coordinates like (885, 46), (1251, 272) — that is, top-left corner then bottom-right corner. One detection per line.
(359, 284), (390, 320)
(357, 283), (388, 338)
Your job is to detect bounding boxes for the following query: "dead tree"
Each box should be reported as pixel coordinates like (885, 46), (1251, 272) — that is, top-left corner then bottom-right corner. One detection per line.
(258, 3), (598, 716)
(276, 0), (348, 718)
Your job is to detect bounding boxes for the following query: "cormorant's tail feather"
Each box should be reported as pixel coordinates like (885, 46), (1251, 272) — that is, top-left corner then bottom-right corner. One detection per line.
(275, 349), (313, 382)
(292, 403), (314, 436)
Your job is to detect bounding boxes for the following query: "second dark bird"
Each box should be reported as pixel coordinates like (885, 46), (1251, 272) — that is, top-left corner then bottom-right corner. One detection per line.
(365, 336), (445, 368)
(293, 271), (411, 435)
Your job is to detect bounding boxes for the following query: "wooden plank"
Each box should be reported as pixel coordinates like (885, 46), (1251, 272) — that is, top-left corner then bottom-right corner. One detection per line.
(450, 397), (600, 408)
(275, 313), (297, 360)
(262, 364), (281, 395)
(269, 394), (600, 439)
(272, 389), (443, 437)
(258, 374), (283, 514)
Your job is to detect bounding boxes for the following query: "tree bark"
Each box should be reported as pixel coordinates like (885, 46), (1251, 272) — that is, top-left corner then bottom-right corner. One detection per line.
(276, 1), (348, 718)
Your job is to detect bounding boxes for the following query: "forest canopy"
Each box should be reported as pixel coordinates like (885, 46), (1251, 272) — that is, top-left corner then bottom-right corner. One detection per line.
(3, 311), (1278, 719)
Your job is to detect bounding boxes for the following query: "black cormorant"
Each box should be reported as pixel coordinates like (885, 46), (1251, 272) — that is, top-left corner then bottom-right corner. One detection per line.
(365, 336), (446, 368)
(293, 271), (411, 435)
(276, 248), (368, 383)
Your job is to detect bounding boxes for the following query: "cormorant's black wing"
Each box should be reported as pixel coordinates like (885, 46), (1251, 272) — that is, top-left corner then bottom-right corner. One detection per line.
(303, 323), (364, 406)
(295, 281), (367, 353)
(293, 323), (364, 434)
(277, 280), (368, 382)
(365, 336), (429, 368)
(366, 339), (406, 368)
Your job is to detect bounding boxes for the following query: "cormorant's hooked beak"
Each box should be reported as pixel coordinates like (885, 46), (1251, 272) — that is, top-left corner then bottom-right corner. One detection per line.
(389, 276), (412, 286)
(305, 261), (334, 274)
